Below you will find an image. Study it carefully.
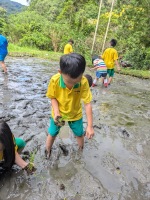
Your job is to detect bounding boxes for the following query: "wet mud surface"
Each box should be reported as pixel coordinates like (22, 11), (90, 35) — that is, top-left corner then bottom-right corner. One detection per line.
(0, 57), (150, 200)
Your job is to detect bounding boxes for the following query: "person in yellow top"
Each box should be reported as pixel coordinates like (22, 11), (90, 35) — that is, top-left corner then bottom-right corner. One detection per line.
(0, 121), (35, 173)
(46, 53), (94, 158)
(64, 39), (74, 54)
(101, 39), (120, 85)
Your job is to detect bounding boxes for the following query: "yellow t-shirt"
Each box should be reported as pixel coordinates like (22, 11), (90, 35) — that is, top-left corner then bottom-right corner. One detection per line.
(0, 136), (17, 161)
(64, 43), (73, 54)
(46, 73), (92, 121)
(102, 47), (118, 69)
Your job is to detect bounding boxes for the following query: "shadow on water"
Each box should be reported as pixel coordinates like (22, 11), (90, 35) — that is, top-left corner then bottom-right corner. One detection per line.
(0, 57), (150, 200)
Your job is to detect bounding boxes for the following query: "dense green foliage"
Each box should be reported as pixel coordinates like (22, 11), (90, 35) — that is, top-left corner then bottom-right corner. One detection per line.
(0, 7), (7, 33)
(0, 0), (150, 70)
(117, 0), (150, 70)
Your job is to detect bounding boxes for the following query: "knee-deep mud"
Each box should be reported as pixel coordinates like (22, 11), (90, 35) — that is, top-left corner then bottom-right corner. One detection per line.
(0, 57), (150, 200)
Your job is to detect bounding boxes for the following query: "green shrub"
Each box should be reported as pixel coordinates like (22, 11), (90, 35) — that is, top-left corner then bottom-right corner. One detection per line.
(19, 32), (52, 50)
(124, 48), (150, 70)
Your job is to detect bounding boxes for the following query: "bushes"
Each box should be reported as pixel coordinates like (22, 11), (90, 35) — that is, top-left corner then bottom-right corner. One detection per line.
(124, 48), (150, 70)
(19, 33), (51, 50)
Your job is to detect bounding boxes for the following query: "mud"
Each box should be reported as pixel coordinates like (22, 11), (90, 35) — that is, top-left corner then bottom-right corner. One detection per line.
(0, 57), (150, 200)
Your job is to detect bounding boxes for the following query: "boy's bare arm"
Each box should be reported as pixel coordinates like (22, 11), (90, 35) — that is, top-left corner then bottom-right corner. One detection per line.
(15, 152), (28, 169)
(51, 98), (60, 118)
(84, 103), (94, 139)
(90, 66), (98, 70)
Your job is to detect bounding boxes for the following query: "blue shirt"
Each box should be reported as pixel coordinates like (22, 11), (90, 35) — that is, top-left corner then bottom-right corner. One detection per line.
(0, 35), (8, 55)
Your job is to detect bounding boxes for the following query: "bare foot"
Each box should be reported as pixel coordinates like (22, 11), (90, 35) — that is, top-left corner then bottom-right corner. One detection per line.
(45, 149), (51, 159)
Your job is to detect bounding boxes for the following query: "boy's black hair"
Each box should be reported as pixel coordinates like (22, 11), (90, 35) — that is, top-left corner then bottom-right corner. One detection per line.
(84, 74), (93, 87)
(0, 121), (15, 169)
(60, 53), (86, 78)
(92, 55), (99, 64)
(68, 39), (74, 44)
(110, 39), (117, 47)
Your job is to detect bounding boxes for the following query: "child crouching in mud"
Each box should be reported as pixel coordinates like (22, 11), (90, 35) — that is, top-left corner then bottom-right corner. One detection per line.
(46, 53), (94, 158)
(0, 121), (35, 174)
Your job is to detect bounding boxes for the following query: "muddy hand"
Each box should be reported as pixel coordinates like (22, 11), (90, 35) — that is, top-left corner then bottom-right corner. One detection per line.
(86, 132), (94, 139)
(23, 162), (36, 174)
(54, 116), (65, 127)
(85, 126), (94, 139)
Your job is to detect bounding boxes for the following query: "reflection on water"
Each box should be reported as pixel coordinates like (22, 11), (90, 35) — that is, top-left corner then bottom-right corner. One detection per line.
(0, 57), (150, 200)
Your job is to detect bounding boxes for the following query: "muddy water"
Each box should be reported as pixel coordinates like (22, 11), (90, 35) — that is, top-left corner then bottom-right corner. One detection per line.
(0, 57), (150, 200)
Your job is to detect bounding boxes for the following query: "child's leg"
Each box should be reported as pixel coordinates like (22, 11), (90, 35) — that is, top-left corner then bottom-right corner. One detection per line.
(0, 54), (7, 73)
(46, 117), (61, 157)
(68, 118), (84, 150)
(93, 77), (98, 84)
(108, 69), (114, 84)
(101, 77), (104, 84)
(102, 73), (108, 87)
(0, 61), (7, 73)
(108, 77), (113, 84)
(46, 135), (56, 156)
(76, 136), (84, 150)
(92, 71), (101, 86)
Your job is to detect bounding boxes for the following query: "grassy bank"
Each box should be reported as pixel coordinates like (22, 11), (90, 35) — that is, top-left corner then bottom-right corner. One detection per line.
(116, 68), (150, 79)
(8, 43), (150, 79)
(8, 43), (63, 61)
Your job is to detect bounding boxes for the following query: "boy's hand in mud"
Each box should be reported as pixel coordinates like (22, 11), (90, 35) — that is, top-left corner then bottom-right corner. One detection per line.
(85, 126), (94, 139)
(54, 116), (65, 127)
(23, 162), (36, 174)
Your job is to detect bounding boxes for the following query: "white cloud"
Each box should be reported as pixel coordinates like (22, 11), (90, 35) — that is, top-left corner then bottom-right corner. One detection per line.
(11, 0), (29, 6)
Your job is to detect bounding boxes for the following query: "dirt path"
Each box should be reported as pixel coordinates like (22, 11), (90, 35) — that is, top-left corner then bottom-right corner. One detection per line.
(0, 57), (150, 200)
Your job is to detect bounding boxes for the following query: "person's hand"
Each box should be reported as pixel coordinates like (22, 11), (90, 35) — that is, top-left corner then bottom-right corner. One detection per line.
(23, 162), (36, 174)
(54, 116), (65, 127)
(90, 68), (94, 71)
(117, 66), (121, 71)
(85, 126), (94, 139)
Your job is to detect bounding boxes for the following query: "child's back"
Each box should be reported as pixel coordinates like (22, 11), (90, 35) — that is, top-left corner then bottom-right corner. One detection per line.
(102, 47), (118, 69)
(93, 58), (107, 74)
(91, 56), (108, 87)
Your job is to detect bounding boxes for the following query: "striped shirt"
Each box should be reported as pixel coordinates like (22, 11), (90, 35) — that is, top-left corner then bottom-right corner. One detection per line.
(93, 59), (107, 73)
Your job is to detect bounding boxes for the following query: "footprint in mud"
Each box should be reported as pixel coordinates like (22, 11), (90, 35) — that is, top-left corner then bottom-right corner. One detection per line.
(59, 183), (65, 190)
(93, 125), (101, 129)
(93, 99), (97, 103)
(101, 153), (120, 175)
(118, 128), (130, 138)
(121, 129), (130, 137)
(59, 144), (69, 156)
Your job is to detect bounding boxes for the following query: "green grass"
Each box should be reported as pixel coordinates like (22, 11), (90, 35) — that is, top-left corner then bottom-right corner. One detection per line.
(116, 68), (150, 79)
(8, 43), (63, 61)
(8, 43), (150, 79)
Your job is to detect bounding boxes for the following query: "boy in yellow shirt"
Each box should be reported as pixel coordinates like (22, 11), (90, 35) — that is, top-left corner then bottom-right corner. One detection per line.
(46, 53), (94, 158)
(64, 39), (74, 54)
(101, 39), (120, 85)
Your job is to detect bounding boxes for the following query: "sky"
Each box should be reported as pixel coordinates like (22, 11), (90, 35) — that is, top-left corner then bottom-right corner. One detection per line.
(11, 0), (29, 6)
